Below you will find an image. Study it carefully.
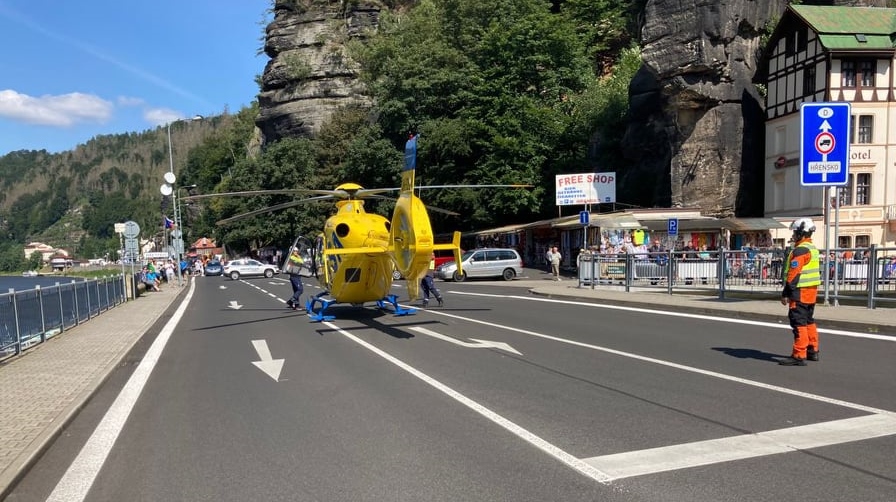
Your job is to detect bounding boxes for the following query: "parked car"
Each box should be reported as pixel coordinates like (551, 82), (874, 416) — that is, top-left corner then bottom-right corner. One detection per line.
(204, 260), (224, 277)
(436, 248), (523, 282)
(391, 249), (463, 280)
(223, 258), (278, 280)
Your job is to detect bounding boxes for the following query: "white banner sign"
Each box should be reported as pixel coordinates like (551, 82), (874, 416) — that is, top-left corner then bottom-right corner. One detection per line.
(555, 172), (616, 206)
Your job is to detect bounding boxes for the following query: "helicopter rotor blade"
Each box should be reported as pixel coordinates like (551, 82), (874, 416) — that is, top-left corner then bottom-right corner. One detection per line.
(415, 184), (533, 190)
(216, 194), (336, 226)
(363, 194), (460, 216)
(182, 189), (342, 202)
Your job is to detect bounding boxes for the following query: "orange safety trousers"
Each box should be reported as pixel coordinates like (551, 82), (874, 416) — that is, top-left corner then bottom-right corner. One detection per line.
(788, 300), (819, 359)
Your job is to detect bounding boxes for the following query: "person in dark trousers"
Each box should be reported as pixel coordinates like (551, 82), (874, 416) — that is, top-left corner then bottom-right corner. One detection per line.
(285, 248), (305, 311)
(778, 218), (821, 366)
(421, 254), (443, 307)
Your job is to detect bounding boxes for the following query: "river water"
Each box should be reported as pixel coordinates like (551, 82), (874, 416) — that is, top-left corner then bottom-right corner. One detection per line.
(0, 275), (87, 293)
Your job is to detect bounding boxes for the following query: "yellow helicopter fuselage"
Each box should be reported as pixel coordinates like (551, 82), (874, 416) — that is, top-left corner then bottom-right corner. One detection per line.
(318, 199), (395, 304)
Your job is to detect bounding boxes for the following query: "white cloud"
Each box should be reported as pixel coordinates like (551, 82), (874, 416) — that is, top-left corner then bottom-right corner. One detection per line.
(0, 89), (113, 126)
(143, 107), (186, 127)
(117, 96), (145, 107)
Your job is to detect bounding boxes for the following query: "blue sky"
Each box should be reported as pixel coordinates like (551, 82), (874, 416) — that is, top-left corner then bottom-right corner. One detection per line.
(0, 0), (269, 155)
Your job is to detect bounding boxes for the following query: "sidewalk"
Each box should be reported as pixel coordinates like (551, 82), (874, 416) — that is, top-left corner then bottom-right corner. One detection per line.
(1, 274), (893, 498)
(0, 282), (186, 499)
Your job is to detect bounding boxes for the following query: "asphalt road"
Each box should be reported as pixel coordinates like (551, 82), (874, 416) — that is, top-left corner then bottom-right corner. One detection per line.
(8, 274), (896, 501)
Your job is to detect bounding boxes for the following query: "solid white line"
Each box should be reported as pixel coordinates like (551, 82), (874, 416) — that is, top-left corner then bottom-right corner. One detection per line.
(583, 414), (896, 480)
(416, 298), (894, 416)
(47, 281), (195, 502)
(323, 321), (613, 484)
(453, 291), (896, 341)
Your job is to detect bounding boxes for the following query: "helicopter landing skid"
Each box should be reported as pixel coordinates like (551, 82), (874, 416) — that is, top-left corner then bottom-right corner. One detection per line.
(377, 294), (417, 316)
(306, 293), (336, 322)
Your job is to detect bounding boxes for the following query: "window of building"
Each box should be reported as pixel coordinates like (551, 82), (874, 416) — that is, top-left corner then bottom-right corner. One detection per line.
(850, 115), (873, 144)
(838, 173), (871, 206)
(774, 127), (786, 153)
(859, 115), (873, 143)
(860, 60), (875, 86)
(855, 172), (871, 205)
(838, 180), (852, 206)
(803, 66), (815, 95)
(842, 60), (856, 87)
(797, 28), (807, 52)
(855, 235), (870, 248)
(838, 235), (852, 248)
(773, 179), (785, 210)
(786, 31), (795, 55)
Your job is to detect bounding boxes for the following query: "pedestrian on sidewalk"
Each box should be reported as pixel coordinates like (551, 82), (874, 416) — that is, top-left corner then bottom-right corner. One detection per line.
(778, 218), (821, 366)
(549, 246), (562, 281)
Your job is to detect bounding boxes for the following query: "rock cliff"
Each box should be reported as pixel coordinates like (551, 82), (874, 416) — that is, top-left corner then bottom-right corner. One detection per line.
(256, 0), (384, 144)
(622, 0), (887, 217)
(256, 0), (888, 217)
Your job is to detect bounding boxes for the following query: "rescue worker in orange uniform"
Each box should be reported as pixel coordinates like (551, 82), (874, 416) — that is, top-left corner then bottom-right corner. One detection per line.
(778, 218), (821, 366)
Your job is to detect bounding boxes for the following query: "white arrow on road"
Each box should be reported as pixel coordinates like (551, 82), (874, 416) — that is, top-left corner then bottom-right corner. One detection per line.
(228, 300), (243, 309)
(251, 339), (284, 381)
(409, 326), (521, 355)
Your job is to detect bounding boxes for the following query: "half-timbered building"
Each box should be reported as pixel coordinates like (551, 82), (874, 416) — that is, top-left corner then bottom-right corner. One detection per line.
(763, 4), (896, 247)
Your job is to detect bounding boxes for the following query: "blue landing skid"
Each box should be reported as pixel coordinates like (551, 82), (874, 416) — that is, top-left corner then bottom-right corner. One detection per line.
(377, 294), (417, 316)
(306, 293), (336, 322)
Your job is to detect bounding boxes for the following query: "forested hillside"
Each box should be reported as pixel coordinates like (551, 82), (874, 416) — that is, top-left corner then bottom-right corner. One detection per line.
(1, 0), (647, 270)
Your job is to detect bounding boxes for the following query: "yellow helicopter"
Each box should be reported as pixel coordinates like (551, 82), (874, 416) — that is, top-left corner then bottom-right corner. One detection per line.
(185, 134), (529, 321)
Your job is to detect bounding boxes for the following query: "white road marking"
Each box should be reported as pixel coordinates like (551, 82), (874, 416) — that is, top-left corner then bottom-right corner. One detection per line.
(584, 414), (896, 480)
(454, 291), (896, 341)
(323, 321), (613, 484)
(48, 280), (196, 502)
(251, 339), (285, 381)
(409, 326), (522, 354)
(417, 297), (894, 416)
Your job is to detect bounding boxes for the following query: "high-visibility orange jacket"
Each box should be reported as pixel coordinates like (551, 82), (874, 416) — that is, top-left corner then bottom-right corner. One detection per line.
(782, 238), (820, 304)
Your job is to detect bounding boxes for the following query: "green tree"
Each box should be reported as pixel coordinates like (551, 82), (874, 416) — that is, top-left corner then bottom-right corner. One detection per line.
(0, 241), (25, 272)
(355, 0), (594, 227)
(28, 250), (43, 271)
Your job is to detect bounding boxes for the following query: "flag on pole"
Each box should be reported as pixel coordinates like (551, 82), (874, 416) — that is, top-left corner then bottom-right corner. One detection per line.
(164, 216), (175, 229)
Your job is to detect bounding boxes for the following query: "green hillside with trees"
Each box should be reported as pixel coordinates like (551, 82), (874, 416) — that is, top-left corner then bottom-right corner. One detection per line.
(0, 0), (644, 271)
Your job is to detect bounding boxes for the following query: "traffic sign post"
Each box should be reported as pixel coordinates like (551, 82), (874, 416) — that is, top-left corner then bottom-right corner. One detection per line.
(668, 218), (678, 236)
(579, 211), (590, 251)
(800, 102), (850, 186)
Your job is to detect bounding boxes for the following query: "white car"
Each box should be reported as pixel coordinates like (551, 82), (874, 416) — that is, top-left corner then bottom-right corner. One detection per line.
(223, 258), (278, 280)
(436, 248), (523, 282)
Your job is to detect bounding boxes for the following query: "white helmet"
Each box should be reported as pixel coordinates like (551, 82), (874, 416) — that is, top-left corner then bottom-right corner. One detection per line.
(789, 217), (816, 235)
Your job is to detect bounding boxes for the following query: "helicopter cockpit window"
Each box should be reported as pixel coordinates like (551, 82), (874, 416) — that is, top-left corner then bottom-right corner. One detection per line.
(336, 223), (350, 238)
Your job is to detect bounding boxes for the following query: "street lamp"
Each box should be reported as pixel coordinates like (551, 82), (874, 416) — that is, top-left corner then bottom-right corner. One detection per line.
(163, 115), (203, 286)
(176, 184), (197, 263)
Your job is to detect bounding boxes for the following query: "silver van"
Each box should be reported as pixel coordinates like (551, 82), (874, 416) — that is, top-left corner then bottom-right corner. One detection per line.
(436, 248), (523, 282)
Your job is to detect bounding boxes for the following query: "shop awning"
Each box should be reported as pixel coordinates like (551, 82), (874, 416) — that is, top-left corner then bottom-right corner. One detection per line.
(637, 217), (725, 232)
(551, 212), (645, 229)
(590, 213), (645, 229)
(464, 222), (530, 236)
(720, 218), (787, 231)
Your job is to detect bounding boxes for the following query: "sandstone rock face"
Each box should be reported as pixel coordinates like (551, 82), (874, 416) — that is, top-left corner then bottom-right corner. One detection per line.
(622, 0), (887, 217)
(256, 0), (382, 144)
(622, 0), (790, 217)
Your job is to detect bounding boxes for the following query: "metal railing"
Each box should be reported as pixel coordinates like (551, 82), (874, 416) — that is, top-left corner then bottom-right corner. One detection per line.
(0, 275), (126, 361)
(577, 246), (896, 308)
